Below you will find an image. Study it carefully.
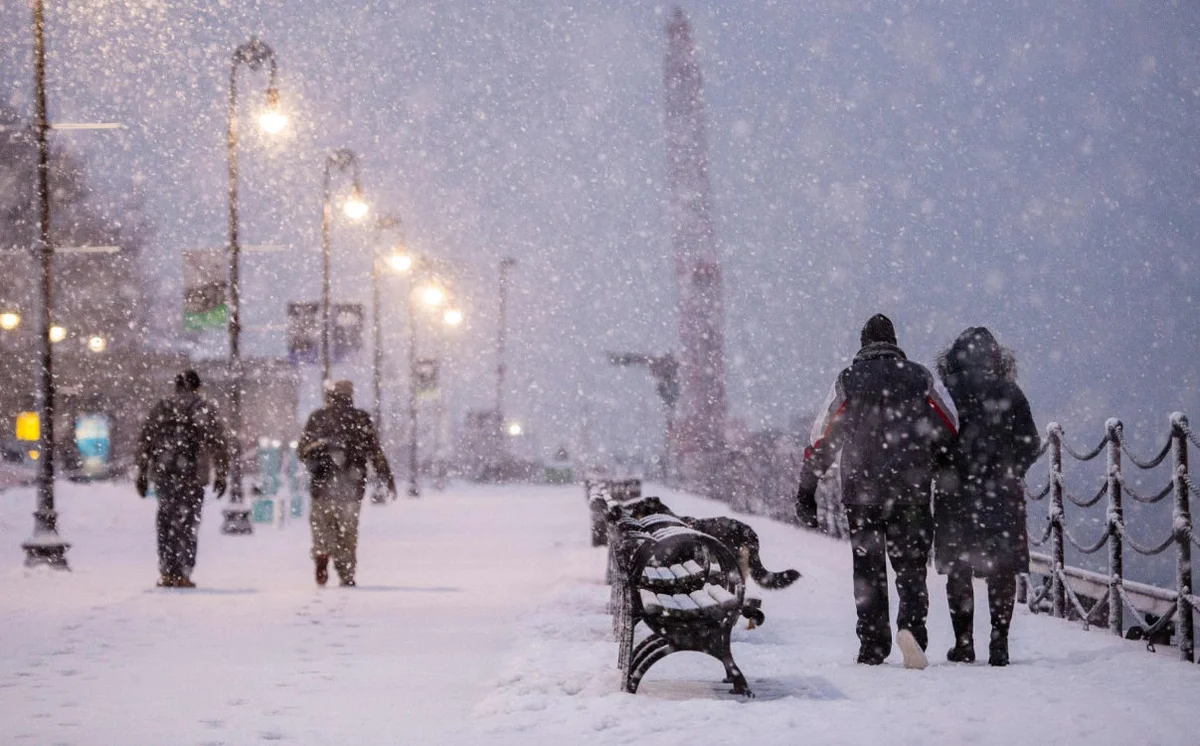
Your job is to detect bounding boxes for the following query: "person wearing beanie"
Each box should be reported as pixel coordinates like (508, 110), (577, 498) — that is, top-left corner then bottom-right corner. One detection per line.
(135, 369), (231, 589)
(298, 379), (397, 587)
(795, 314), (958, 669)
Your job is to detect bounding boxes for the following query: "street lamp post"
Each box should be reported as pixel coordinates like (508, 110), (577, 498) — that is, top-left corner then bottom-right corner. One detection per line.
(432, 304), (462, 490)
(371, 216), (407, 438)
(406, 277), (421, 497)
(221, 38), (286, 536)
(372, 256), (384, 434)
(403, 270), (452, 498)
(22, 0), (69, 568)
(320, 149), (367, 384)
(494, 257), (517, 467)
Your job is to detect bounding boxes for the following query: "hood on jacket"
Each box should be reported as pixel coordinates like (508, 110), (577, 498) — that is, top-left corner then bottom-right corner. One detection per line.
(936, 326), (1018, 383)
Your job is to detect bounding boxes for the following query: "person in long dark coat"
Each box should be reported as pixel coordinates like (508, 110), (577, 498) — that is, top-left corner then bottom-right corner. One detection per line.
(933, 327), (1040, 666)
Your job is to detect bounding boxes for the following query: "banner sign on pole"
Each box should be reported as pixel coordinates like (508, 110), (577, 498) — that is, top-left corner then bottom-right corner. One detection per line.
(332, 303), (364, 363)
(183, 250), (228, 332)
(287, 302), (320, 364)
(414, 357), (439, 399)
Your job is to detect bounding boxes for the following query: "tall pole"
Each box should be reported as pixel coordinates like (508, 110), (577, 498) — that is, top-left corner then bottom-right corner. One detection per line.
(495, 257), (516, 431)
(320, 185), (332, 383)
(221, 38), (279, 536)
(371, 258), (383, 433)
(371, 214), (403, 439)
(320, 149), (363, 386)
(406, 279), (420, 497)
(23, 0), (69, 568)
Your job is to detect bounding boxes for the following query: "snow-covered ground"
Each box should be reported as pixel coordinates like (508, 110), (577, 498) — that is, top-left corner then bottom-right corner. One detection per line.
(1, 481), (1195, 745)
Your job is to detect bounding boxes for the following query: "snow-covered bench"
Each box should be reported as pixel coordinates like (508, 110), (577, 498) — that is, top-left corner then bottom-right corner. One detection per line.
(597, 496), (753, 697)
(584, 478), (642, 546)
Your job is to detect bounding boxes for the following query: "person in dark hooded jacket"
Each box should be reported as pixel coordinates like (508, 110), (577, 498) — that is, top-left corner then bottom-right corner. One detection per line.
(298, 380), (396, 587)
(796, 314), (959, 668)
(135, 370), (230, 588)
(933, 327), (1040, 666)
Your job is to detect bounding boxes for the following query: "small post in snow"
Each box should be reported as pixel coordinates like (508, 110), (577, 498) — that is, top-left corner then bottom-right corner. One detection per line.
(1170, 413), (1194, 662)
(1049, 423), (1065, 619)
(1106, 419), (1124, 638)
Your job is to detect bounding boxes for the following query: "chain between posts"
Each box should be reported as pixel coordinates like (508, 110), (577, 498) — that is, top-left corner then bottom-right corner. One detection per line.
(1028, 415), (1194, 662)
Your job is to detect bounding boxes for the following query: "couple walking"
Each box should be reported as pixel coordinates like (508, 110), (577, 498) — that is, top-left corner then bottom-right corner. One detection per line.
(796, 314), (1040, 668)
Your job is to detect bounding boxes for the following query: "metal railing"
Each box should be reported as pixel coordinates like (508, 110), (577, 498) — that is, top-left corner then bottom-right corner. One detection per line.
(1022, 414), (1197, 662)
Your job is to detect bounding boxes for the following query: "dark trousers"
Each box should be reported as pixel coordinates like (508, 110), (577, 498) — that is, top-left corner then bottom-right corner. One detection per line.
(156, 481), (205, 579)
(945, 568), (1016, 644)
(845, 503), (933, 658)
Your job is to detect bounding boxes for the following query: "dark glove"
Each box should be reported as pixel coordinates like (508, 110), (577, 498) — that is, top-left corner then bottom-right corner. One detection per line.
(212, 477), (227, 499)
(795, 481), (819, 529)
(135, 472), (149, 498)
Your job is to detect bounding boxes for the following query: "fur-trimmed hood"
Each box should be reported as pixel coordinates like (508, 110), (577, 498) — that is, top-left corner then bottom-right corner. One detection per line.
(936, 326), (1018, 384)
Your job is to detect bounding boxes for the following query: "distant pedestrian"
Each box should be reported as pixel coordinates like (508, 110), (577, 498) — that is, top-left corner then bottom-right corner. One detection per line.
(933, 327), (1040, 666)
(298, 380), (396, 587)
(135, 369), (230, 588)
(795, 314), (958, 668)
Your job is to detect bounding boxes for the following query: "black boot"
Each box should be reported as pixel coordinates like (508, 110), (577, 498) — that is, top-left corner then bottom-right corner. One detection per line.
(315, 554), (330, 587)
(987, 575), (1015, 666)
(988, 628), (1009, 666)
(946, 609), (975, 663)
(945, 570), (976, 663)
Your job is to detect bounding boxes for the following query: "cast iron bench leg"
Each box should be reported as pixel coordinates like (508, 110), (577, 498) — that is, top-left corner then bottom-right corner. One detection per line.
(627, 641), (675, 694)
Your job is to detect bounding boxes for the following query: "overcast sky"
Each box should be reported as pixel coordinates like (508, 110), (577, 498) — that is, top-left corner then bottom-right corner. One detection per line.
(2, 0), (1198, 463)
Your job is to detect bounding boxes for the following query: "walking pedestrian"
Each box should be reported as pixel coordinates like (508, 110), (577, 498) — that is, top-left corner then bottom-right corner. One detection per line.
(134, 369), (230, 588)
(933, 327), (1040, 666)
(298, 380), (396, 587)
(795, 314), (958, 668)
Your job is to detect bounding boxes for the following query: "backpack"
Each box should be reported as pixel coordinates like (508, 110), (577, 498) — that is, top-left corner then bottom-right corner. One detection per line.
(151, 396), (209, 483)
(304, 413), (366, 501)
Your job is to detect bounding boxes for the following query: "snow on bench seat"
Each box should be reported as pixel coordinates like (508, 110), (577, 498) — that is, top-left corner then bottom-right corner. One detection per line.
(638, 584), (740, 616)
(641, 559), (706, 585)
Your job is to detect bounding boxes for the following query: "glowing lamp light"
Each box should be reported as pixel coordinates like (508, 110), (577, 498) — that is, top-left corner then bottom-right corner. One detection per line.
(0, 312), (19, 330)
(420, 285), (446, 308)
(87, 335), (107, 353)
(258, 88), (288, 134)
(442, 308), (464, 327)
(387, 253), (413, 273)
(258, 109), (288, 134)
(507, 422), (523, 437)
(49, 325), (67, 343)
(343, 189), (369, 221)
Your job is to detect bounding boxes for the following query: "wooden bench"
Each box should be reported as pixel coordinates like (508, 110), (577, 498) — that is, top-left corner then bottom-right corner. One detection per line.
(595, 494), (754, 697)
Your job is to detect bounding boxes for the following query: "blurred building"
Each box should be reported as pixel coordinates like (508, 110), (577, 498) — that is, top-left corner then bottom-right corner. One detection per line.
(0, 105), (300, 474)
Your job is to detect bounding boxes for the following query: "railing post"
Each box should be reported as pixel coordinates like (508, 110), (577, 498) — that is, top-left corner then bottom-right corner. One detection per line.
(1106, 419), (1124, 638)
(1171, 413), (1194, 663)
(1049, 423), (1066, 619)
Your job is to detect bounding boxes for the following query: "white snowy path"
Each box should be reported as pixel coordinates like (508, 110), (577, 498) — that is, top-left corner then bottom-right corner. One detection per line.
(0, 482), (1195, 745)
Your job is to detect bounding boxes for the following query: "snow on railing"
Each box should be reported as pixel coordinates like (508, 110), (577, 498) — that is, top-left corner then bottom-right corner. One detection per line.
(1022, 414), (1197, 663)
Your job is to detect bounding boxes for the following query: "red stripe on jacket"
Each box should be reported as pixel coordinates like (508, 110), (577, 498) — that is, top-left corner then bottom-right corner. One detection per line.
(805, 401), (848, 460)
(928, 397), (957, 435)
